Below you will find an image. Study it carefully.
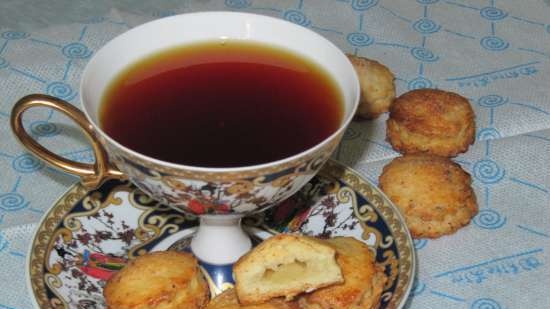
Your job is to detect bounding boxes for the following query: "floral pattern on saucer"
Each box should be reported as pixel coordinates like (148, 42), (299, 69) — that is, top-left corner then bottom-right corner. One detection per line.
(28, 160), (414, 309)
(29, 181), (198, 309)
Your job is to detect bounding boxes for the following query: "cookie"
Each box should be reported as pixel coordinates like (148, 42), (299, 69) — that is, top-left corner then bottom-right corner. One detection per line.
(386, 89), (475, 157)
(298, 237), (387, 309)
(347, 54), (396, 119)
(379, 154), (478, 238)
(234, 234), (343, 305)
(104, 251), (209, 309)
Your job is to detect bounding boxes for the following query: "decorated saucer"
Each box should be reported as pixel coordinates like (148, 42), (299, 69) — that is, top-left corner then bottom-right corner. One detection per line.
(27, 159), (415, 309)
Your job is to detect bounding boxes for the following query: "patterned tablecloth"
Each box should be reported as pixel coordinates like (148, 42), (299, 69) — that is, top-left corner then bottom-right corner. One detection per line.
(1, 1), (549, 308)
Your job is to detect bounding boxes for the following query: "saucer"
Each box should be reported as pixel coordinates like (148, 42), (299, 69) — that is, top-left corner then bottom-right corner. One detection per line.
(27, 159), (415, 309)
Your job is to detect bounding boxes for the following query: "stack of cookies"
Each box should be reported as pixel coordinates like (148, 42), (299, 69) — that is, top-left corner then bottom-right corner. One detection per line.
(103, 234), (386, 309)
(379, 89), (478, 238)
(381, 89), (478, 239)
(349, 54), (478, 239)
(229, 234), (386, 309)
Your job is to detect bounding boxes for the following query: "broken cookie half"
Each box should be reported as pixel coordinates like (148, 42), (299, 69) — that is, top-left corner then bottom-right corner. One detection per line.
(234, 234), (343, 305)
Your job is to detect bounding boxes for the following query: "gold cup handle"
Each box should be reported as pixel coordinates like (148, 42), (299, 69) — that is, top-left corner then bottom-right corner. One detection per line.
(10, 94), (125, 189)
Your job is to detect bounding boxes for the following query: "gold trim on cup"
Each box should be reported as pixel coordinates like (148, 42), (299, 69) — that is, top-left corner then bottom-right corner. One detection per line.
(10, 94), (124, 189)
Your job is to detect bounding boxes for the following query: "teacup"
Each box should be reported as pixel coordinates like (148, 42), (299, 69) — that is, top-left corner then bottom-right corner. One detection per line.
(11, 12), (359, 264)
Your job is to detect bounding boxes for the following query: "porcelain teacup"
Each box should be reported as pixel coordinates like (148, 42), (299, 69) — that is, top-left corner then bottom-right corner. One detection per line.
(11, 12), (359, 263)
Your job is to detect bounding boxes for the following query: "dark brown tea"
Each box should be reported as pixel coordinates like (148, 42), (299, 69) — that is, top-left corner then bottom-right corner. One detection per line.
(100, 41), (343, 167)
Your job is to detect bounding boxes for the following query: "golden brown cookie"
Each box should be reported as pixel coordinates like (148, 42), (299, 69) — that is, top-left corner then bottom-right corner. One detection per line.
(347, 54), (396, 119)
(234, 234), (343, 305)
(386, 89), (475, 157)
(379, 154), (478, 238)
(298, 237), (387, 309)
(206, 289), (300, 309)
(104, 251), (209, 309)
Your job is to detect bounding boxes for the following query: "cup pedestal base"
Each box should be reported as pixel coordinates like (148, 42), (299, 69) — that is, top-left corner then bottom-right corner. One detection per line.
(190, 215), (252, 265)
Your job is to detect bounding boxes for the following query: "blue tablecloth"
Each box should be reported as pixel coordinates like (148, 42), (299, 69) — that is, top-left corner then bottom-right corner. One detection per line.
(1, 1), (549, 308)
